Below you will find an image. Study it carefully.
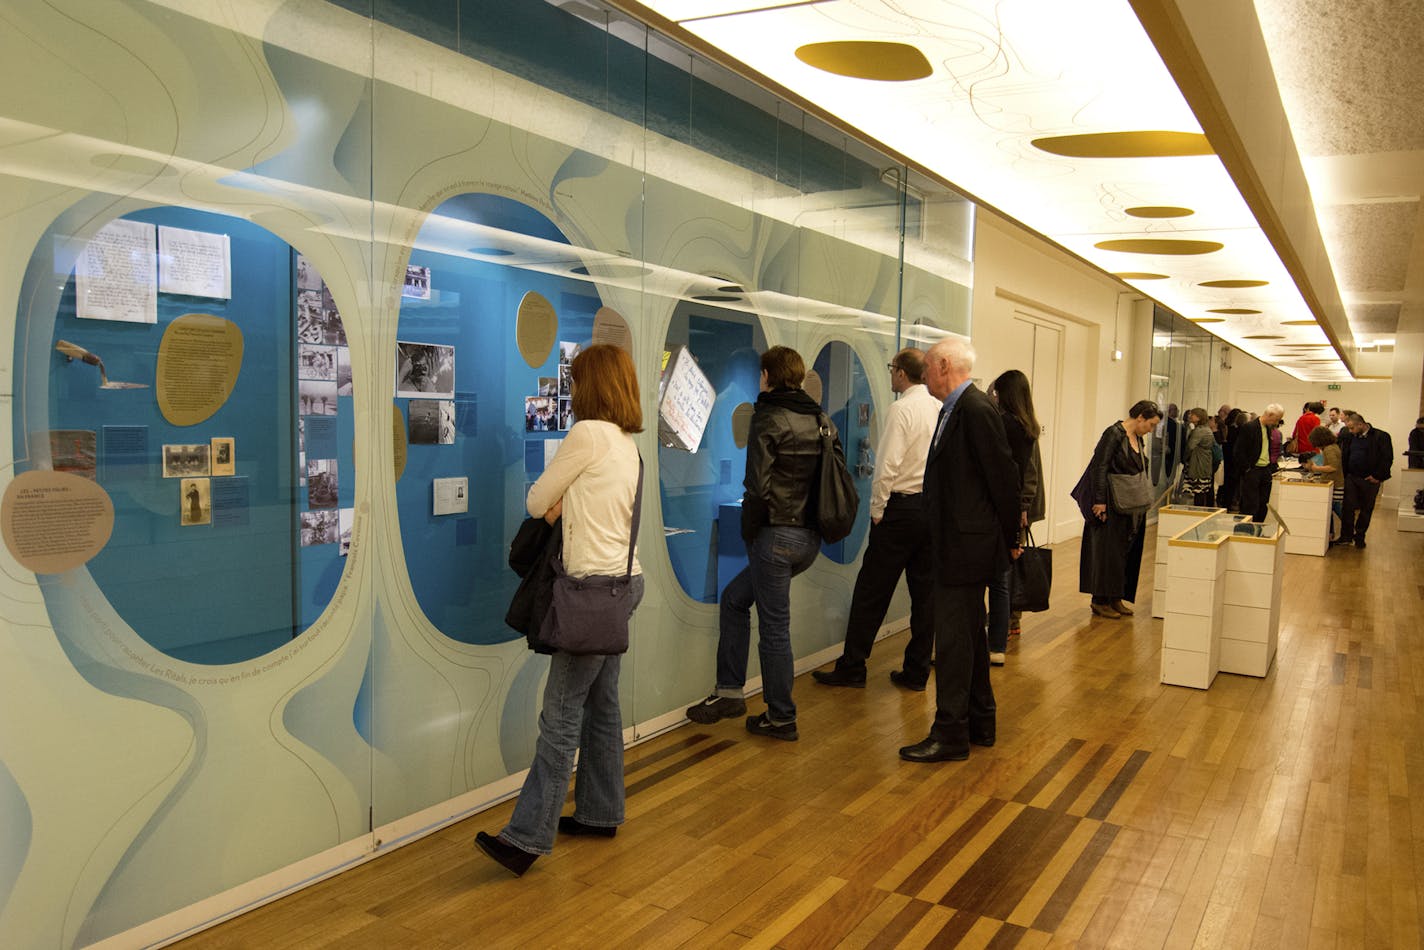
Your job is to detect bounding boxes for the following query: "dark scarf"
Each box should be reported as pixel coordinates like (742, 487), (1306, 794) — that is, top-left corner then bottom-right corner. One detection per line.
(757, 387), (821, 416)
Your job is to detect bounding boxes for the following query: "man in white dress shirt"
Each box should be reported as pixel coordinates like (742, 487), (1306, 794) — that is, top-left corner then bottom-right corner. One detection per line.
(813, 347), (942, 690)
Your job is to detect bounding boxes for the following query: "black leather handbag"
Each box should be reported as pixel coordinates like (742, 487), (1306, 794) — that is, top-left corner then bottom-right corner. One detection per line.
(815, 413), (859, 543)
(1010, 528), (1052, 613)
(538, 457), (643, 655)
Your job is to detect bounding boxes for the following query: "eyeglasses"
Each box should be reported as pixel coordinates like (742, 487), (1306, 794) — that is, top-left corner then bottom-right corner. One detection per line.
(886, 363), (899, 373)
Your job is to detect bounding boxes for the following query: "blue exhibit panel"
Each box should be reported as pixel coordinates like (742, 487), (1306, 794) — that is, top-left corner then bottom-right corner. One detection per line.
(17, 207), (310, 665)
(393, 194), (596, 645)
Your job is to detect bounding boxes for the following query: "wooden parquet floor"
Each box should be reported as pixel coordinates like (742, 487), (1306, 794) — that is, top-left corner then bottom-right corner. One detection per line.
(182, 512), (1424, 948)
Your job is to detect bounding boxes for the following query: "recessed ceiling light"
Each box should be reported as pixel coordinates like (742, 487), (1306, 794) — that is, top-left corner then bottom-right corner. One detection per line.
(795, 41), (933, 81)
(1031, 131), (1213, 158)
(1207, 308), (1260, 314)
(1199, 279), (1269, 288)
(1125, 206), (1194, 218)
(1113, 272), (1170, 280)
(1095, 239), (1223, 255)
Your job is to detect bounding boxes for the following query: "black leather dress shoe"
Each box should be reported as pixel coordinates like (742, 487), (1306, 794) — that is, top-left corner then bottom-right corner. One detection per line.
(969, 731), (996, 747)
(898, 737), (969, 762)
(558, 816), (616, 837)
(475, 831), (537, 876)
(889, 670), (927, 692)
(812, 666), (866, 688)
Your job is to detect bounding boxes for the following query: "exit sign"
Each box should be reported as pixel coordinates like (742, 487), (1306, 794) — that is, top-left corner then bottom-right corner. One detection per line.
(1328, 384), (1342, 390)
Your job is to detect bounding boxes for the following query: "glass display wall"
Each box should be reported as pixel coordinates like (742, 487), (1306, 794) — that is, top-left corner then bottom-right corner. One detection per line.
(1148, 305), (1226, 512)
(0, 1), (974, 946)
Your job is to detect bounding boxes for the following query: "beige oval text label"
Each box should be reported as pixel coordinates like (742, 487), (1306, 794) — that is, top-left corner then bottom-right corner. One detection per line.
(157, 314), (244, 425)
(731, 402), (755, 448)
(517, 291), (557, 368)
(394, 402), (408, 482)
(803, 369), (824, 405)
(2, 470), (115, 574)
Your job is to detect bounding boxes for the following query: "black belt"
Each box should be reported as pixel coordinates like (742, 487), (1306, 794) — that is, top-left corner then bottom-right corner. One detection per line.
(889, 491), (922, 500)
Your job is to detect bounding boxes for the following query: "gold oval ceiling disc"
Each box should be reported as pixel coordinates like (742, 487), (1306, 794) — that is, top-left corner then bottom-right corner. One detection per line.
(1031, 131), (1213, 158)
(1200, 279), (1269, 288)
(1125, 206), (1194, 218)
(1243, 334), (1283, 339)
(1189, 317), (1225, 323)
(1113, 272), (1169, 280)
(516, 291), (557, 368)
(795, 41), (933, 81)
(1280, 320), (1317, 326)
(1207, 308), (1261, 314)
(1095, 239), (1223, 255)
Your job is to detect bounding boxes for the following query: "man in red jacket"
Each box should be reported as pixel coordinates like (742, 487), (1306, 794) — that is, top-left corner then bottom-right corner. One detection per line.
(1291, 401), (1323, 461)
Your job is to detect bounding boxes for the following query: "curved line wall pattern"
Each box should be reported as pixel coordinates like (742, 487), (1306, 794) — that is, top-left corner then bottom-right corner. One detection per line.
(0, 1), (974, 945)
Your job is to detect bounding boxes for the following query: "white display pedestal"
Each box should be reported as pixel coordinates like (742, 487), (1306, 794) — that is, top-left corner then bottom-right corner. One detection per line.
(1398, 468), (1424, 533)
(1275, 475), (1332, 556)
(1152, 505), (1222, 619)
(1160, 512), (1283, 690)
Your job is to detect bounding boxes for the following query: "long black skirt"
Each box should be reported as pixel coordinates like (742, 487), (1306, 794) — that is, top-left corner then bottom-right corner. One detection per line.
(1078, 512), (1144, 602)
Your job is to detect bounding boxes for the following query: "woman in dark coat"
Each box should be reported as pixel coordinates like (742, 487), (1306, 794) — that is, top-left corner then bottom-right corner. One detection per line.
(1078, 400), (1162, 619)
(985, 369), (1043, 662)
(1181, 407), (1216, 506)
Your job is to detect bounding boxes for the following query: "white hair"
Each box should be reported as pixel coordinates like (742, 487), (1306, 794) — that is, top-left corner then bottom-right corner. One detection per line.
(1264, 402), (1284, 417)
(928, 335), (976, 375)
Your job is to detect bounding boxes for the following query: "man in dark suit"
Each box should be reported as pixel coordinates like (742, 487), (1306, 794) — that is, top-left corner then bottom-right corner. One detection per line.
(1335, 411), (1393, 548)
(900, 338), (1022, 763)
(1231, 403), (1284, 522)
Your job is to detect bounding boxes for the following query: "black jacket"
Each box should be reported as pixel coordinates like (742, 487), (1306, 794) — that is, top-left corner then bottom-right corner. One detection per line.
(740, 387), (832, 541)
(505, 516), (562, 653)
(1338, 426), (1394, 481)
(1231, 419), (1276, 479)
(924, 384), (1021, 586)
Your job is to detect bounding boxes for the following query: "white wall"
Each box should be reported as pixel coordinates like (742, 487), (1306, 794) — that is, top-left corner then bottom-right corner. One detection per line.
(971, 211), (1148, 542)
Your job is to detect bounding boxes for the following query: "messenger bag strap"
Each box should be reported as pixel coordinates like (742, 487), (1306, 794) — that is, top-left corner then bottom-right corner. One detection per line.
(625, 454), (644, 580)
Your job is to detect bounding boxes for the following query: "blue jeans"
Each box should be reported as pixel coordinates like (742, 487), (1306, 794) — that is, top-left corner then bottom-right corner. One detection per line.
(986, 565), (1011, 653)
(502, 576), (644, 855)
(716, 525), (820, 724)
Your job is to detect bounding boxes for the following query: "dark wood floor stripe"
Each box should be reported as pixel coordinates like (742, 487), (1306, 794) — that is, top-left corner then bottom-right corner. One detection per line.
(1031, 821), (1120, 932)
(927, 908), (977, 948)
(864, 898), (935, 950)
(1084, 749), (1150, 821)
(899, 798), (1006, 896)
(1047, 743), (1114, 813)
(623, 732), (714, 777)
(976, 810), (1083, 921)
(624, 739), (736, 797)
(1332, 652), (1347, 684)
(985, 921), (1031, 949)
(1358, 654), (1373, 688)
(1013, 738), (1086, 803)
(941, 807), (1078, 916)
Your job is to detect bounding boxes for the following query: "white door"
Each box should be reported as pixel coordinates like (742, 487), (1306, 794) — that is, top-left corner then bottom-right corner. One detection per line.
(1011, 312), (1064, 543)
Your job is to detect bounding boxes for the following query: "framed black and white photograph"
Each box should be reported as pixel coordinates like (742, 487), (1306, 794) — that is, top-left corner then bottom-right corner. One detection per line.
(296, 254), (322, 291)
(408, 399), (441, 444)
(336, 347), (352, 396)
(297, 290), (325, 343)
(306, 458), (338, 509)
(300, 509), (338, 546)
(162, 443), (210, 478)
(402, 264), (431, 299)
(180, 477), (211, 526)
(338, 507), (354, 556)
(558, 363), (572, 396)
(438, 401), (456, 444)
(558, 398), (573, 431)
(558, 340), (579, 365)
(525, 395), (557, 432)
(299, 379), (338, 416)
(210, 437), (235, 477)
(321, 286), (347, 346)
(538, 376), (557, 397)
(395, 341), (455, 399)
(298, 343), (336, 380)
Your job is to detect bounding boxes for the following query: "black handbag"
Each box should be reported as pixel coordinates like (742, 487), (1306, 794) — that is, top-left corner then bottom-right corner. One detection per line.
(538, 457), (643, 656)
(1010, 528), (1052, 613)
(815, 413), (859, 543)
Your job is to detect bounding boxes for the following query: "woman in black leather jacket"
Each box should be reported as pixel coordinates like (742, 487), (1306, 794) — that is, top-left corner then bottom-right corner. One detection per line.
(686, 346), (836, 741)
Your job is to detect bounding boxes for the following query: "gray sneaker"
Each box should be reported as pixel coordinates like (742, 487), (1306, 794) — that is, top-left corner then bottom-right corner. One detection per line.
(686, 693), (746, 724)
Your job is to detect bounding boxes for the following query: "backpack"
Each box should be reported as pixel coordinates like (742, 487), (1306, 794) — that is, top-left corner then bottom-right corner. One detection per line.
(815, 413), (859, 543)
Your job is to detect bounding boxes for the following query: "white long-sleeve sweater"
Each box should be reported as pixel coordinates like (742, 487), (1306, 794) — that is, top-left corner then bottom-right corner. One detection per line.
(527, 420), (642, 578)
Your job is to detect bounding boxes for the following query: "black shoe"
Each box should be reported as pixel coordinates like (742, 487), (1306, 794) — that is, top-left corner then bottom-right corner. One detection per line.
(558, 816), (616, 837)
(889, 670), (927, 692)
(475, 832), (537, 876)
(1331, 536), (1353, 546)
(745, 712), (798, 741)
(812, 666), (866, 688)
(1354, 537), (1366, 549)
(969, 729), (996, 748)
(898, 737), (968, 762)
(686, 694), (746, 723)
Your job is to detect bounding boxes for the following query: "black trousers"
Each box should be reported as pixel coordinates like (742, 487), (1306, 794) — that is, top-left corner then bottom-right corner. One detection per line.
(835, 494), (933, 682)
(930, 581), (995, 745)
(1238, 465), (1276, 522)
(1340, 475), (1382, 540)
